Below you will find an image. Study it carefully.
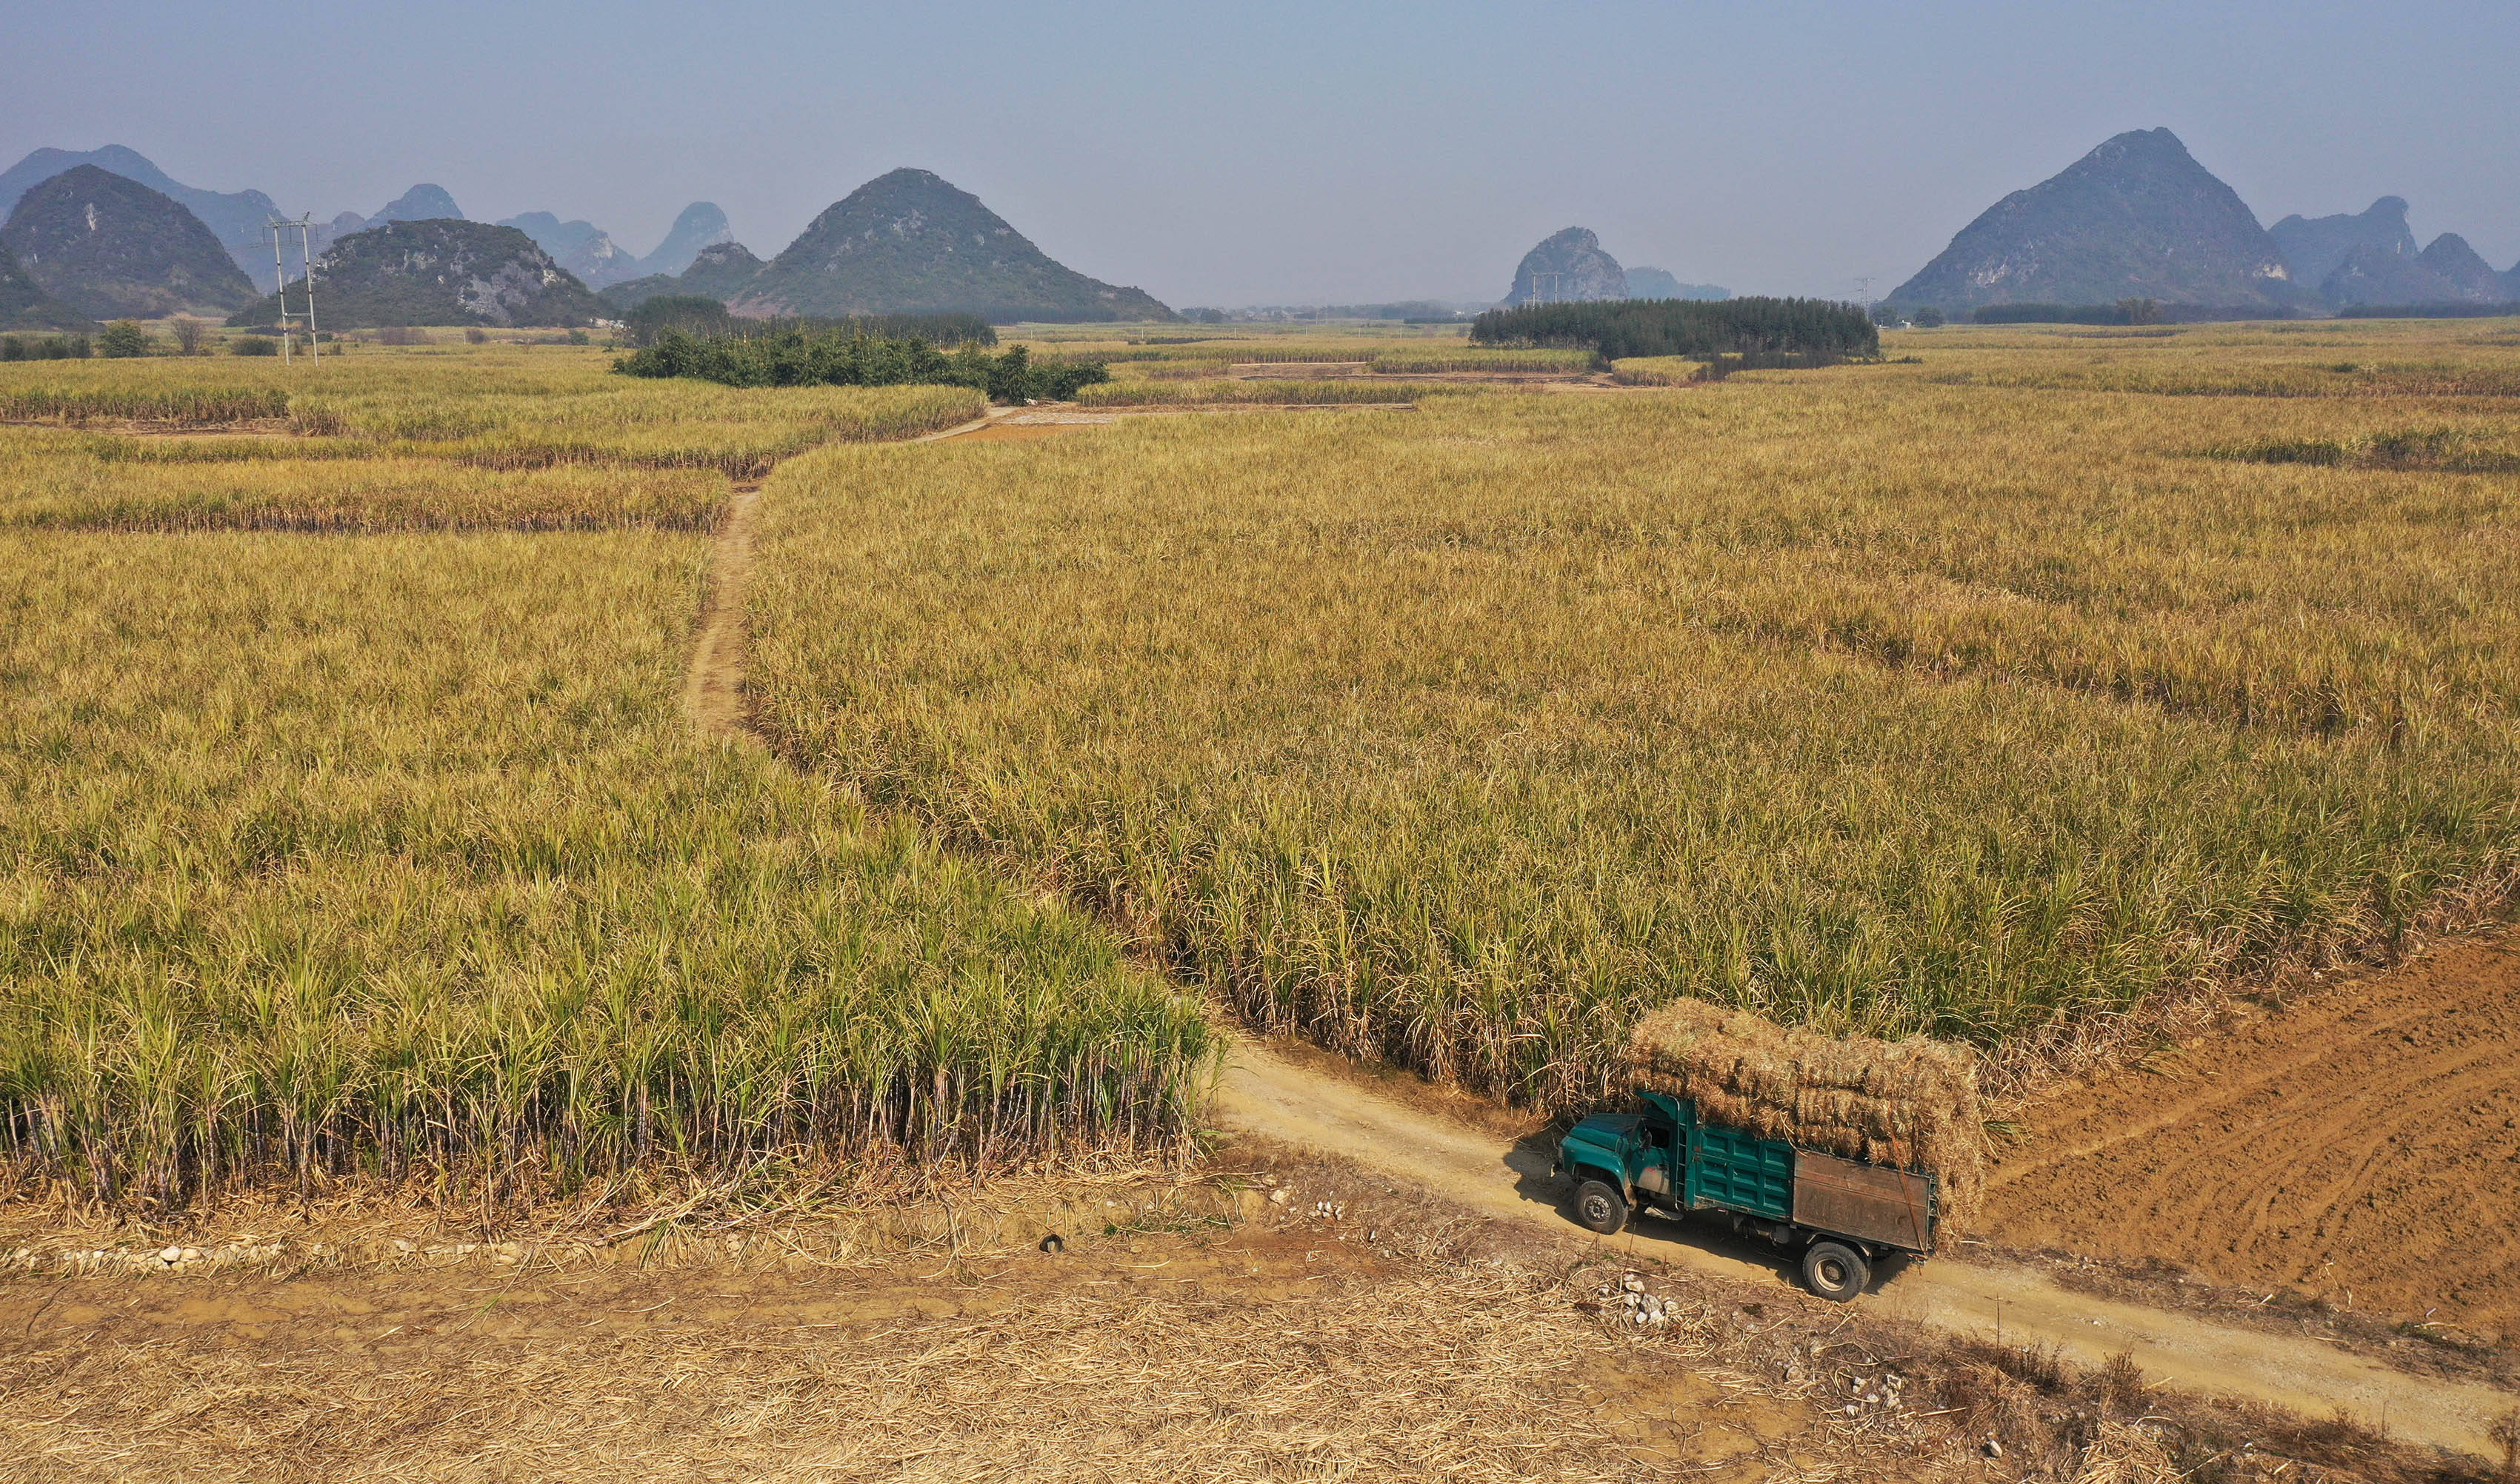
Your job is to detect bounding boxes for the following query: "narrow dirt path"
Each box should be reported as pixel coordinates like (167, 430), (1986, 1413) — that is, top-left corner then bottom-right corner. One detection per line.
(1211, 1029), (2516, 1457)
(1984, 932), (2520, 1335)
(681, 484), (765, 740)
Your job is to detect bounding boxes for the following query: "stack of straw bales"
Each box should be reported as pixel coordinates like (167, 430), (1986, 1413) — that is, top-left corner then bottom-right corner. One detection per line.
(1625, 1000), (1985, 1219)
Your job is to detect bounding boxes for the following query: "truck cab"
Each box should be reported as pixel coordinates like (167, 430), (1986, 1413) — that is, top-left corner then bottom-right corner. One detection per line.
(1554, 1092), (1936, 1303)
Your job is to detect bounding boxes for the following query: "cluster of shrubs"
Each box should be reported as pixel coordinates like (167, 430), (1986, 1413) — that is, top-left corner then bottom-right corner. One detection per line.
(2337, 301), (2520, 319)
(1, 321), (297, 359)
(616, 329), (1107, 403)
(1471, 297), (1879, 361)
(0, 333), (93, 361)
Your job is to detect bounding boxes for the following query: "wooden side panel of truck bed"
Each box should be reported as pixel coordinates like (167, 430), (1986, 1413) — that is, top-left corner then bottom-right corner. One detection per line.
(1791, 1151), (1933, 1251)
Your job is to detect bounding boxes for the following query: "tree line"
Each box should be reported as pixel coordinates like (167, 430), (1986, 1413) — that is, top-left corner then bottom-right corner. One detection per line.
(1470, 297), (1879, 360)
(614, 327), (1106, 402)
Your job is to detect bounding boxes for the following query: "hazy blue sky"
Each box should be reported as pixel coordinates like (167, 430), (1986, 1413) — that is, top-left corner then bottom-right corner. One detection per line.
(7, 1), (2514, 305)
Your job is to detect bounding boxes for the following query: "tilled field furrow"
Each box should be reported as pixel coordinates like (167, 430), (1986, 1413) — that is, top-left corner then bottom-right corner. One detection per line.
(1987, 935), (2520, 1334)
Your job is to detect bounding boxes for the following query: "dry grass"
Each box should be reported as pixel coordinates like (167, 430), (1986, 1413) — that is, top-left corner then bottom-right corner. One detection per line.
(0, 1165), (1827, 1484)
(0, 1274), (1705, 1483)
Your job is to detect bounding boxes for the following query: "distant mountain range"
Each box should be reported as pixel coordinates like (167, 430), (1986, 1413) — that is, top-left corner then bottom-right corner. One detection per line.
(2268, 197), (2416, 287)
(1, 165), (256, 319)
(0, 146), (731, 299)
(6, 139), (2505, 327)
(601, 168), (1174, 322)
(1892, 129), (2516, 312)
(1494, 233), (1726, 306)
(2298, 210), (2511, 307)
(604, 241), (765, 309)
(496, 201), (732, 289)
(0, 150), (1174, 327)
(1623, 266), (1729, 301)
(305, 184), (465, 259)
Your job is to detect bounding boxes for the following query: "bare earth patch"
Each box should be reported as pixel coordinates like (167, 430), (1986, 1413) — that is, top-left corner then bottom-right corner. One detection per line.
(1984, 933), (2520, 1342)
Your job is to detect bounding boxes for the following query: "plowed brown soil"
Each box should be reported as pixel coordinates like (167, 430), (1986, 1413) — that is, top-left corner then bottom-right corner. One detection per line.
(1984, 933), (2520, 1338)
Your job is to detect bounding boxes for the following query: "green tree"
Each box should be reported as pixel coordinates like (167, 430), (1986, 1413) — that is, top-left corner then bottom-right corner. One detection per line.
(98, 320), (150, 358)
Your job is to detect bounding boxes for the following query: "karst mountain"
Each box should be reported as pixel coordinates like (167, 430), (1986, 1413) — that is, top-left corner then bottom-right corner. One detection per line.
(0, 144), (281, 279)
(2269, 197), (2419, 288)
(612, 169), (1171, 322)
(1503, 228), (1630, 305)
(0, 165), (257, 319)
(229, 219), (604, 329)
(1892, 128), (2295, 311)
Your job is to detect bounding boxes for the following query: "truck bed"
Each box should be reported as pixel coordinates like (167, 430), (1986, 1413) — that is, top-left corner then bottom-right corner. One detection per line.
(1790, 1150), (1935, 1250)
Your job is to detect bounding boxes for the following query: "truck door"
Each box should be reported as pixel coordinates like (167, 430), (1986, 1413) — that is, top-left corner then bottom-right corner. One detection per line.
(1632, 1120), (1676, 1203)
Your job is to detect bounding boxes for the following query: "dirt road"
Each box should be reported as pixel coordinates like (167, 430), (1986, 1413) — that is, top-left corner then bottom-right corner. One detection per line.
(1210, 1029), (2516, 1457)
(1986, 934), (2520, 1338)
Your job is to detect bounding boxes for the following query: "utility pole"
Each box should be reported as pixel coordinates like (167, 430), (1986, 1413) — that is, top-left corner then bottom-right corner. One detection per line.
(269, 224), (290, 363)
(267, 215), (320, 364)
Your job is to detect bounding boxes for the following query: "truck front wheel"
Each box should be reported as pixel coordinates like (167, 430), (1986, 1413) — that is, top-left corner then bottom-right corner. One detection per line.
(1801, 1240), (1871, 1302)
(1572, 1178), (1627, 1236)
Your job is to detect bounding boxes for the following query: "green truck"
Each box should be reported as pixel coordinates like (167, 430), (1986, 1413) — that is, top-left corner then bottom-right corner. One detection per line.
(1553, 1091), (1938, 1302)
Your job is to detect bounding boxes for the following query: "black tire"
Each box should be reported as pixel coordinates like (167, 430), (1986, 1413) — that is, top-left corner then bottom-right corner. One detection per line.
(1801, 1240), (1871, 1302)
(1572, 1178), (1627, 1236)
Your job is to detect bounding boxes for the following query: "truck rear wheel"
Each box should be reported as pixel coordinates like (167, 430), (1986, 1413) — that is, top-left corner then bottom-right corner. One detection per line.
(1801, 1240), (1870, 1302)
(1572, 1178), (1627, 1236)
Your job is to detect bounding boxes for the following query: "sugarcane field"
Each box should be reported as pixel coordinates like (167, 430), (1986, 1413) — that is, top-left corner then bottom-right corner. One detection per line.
(7, 14), (2520, 1480)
